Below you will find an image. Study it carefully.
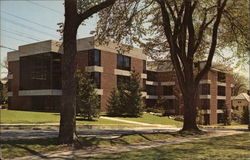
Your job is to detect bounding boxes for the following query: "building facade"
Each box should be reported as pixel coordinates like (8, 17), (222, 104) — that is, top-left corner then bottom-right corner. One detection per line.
(7, 37), (233, 125)
(7, 37), (147, 111)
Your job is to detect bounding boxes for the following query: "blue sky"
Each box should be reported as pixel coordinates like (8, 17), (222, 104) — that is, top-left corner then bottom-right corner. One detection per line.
(0, 1), (248, 79)
(0, 0), (97, 78)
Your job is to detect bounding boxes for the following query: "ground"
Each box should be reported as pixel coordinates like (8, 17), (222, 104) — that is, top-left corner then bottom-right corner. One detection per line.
(1, 109), (249, 160)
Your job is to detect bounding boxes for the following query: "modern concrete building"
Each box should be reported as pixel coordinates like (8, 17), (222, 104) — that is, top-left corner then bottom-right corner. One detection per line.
(7, 37), (233, 125)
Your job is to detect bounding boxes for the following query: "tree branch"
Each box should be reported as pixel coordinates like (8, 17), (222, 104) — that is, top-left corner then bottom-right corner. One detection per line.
(77, 0), (117, 25)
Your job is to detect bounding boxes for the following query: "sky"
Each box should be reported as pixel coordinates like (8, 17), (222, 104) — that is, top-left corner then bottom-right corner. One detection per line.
(0, 1), (249, 80)
(0, 0), (97, 79)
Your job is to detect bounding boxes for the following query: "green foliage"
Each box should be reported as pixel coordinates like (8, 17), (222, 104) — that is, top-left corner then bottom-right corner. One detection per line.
(222, 105), (231, 126)
(107, 70), (144, 117)
(75, 69), (100, 120)
(241, 107), (249, 124)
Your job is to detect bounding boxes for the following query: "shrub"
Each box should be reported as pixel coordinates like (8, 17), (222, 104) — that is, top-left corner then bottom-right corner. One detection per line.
(75, 69), (100, 120)
(107, 70), (144, 117)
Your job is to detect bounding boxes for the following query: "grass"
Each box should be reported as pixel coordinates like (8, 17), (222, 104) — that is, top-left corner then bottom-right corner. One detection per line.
(0, 109), (134, 126)
(81, 133), (250, 160)
(1, 132), (177, 159)
(113, 113), (183, 126)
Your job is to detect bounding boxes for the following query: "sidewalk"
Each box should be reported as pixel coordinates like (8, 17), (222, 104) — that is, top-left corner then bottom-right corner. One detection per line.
(11, 130), (245, 160)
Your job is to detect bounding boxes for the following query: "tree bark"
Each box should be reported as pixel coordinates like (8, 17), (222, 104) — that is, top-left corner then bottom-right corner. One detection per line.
(59, 0), (78, 144)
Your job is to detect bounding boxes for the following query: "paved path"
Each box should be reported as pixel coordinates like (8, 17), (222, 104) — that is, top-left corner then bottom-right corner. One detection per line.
(11, 130), (245, 160)
(100, 116), (176, 128)
(1, 127), (180, 140)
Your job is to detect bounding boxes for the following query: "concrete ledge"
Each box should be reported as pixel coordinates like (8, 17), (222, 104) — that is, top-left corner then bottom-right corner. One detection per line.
(217, 82), (226, 86)
(161, 81), (175, 86)
(199, 95), (211, 99)
(114, 69), (131, 76)
(162, 95), (175, 99)
(85, 66), (103, 73)
(141, 73), (147, 79)
(216, 109), (224, 113)
(7, 92), (13, 97)
(200, 109), (211, 114)
(146, 95), (158, 99)
(146, 81), (158, 86)
(199, 80), (211, 84)
(18, 90), (62, 96)
(141, 91), (147, 97)
(95, 89), (103, 95)
(217, 96), (226, 99)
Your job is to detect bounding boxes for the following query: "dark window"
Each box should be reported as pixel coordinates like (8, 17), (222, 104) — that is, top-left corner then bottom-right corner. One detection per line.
(218, 86), (226, 96)
(146, 85), (157, 95)
(117, 55), (131, 71)
(218, 72), (226, 82)
(20, 52), (61, 90)
(143, 60), (146, 73)
(203, 114), (210, 125)
(90, 72), (101, 88)
(88, 49), (101, 66)
(217, 100), (226, 109)
(166, 99), (174, 109)
(117, 75), (130, 87)
(200, 99), (210, 109)
(201, 84), (210, 95)
(163, 86), (173, 95)
(147, 71), (157, 81)
(7, 80), (11, 91)
(217, 113), (224, 124)
(142, 79), (146, 91)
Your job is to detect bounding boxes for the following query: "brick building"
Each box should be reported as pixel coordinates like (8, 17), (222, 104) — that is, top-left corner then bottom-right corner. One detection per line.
(7, 37), (147, 111)
(7, 37), (233, 125)
(145, 61), (233, 125)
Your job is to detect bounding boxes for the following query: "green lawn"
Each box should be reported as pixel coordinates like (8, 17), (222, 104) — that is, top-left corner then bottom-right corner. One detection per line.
(114, 113), (183, 126)
(82, 133), (250, 160)
(0, 110), (133, 125)
(1, 132), (177, 159)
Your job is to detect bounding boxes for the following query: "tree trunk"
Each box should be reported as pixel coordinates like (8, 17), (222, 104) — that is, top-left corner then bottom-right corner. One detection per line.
(59, 4), (78, 144)
(181, 84), (200, 131)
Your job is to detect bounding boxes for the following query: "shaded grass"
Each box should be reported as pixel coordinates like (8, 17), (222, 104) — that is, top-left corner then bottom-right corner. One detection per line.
(1, 132), (177, 159)
(82, 133), (250, 160)
(113, 113), (182, 126)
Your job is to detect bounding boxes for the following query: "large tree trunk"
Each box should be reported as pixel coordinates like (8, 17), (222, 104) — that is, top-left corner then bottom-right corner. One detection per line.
(59, 0), (78, 144)
(182, 88), (199, 131)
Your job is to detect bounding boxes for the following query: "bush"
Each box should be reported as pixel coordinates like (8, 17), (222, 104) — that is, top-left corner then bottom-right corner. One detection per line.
(241, 107), (249, 124)
(107, 70), (144, 117)
(75, 69), (100, 120)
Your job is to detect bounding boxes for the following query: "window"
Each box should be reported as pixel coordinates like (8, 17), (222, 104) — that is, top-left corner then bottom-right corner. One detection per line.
(146, 85), (157, 95)
(218, 86), (226, 96)
(200, 99), (210, 109)
(88, 49), (101, 66)
(117, 55), (131, 71)
(201, 84), (210, 95)
(163, 86), (173, 95)
(117, 75), (130, 87)
(166, 99), (174, 109)
(218, 72), (226, 82)
(217, 100), (226, 109)
(143, 60), (147, 73)
(217, 113), (224, 124)
(147, 71), (157, 81)
(91, 72), (101, 88)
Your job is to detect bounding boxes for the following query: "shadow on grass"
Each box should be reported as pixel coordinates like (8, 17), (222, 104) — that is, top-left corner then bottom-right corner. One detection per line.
(76, 118), (97, 122)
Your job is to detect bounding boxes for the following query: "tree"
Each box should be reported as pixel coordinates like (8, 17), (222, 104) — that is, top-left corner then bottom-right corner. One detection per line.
(107, 70), (144, 117)
(124, 70), (144, 117)
(95, 0), (248, 131)
(75, 70), (100, 120)
(107, 88), (123, 116)
(232, 73), (248, 96)
(59, 0), (117, 144)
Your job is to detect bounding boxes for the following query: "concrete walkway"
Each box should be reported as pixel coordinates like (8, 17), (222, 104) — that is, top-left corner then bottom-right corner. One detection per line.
(100, 116), (176, 128)
(11, 130), (245, 160)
